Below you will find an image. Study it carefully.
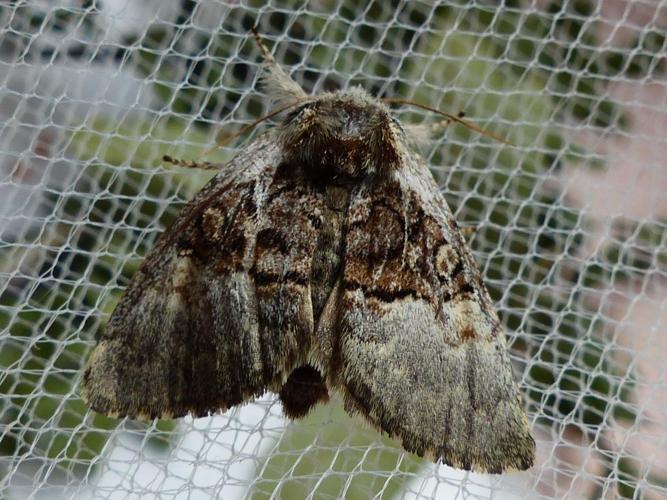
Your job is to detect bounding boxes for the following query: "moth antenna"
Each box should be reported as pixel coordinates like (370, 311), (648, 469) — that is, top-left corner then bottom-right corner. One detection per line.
(383, 98), (512, 146)
(428, 113), (466, 135)
(187, 31), (310, 161)
(250, 27), (308, 107)
(198, 99), (306, 158)
(165, 30), (295, 168)
(162, 155), (221, 170)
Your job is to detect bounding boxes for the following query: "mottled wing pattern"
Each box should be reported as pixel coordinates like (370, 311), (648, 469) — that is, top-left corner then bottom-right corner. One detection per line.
(83, 133), (325, 419)
(329, 153), (535, 473)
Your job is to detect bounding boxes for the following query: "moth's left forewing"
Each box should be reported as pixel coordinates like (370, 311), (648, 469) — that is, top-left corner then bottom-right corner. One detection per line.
(332, 151), (535, 473)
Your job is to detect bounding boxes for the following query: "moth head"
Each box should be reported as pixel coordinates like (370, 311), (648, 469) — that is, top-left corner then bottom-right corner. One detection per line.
(276, 87), (405, 180)
(257, 52), (404, 179)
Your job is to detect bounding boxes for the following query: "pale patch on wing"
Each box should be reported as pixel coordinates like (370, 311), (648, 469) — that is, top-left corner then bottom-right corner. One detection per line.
(439, 299), (497, 344)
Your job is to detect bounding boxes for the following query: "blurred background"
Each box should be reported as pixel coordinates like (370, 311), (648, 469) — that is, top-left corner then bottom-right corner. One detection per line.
(0, 1), (666, 498)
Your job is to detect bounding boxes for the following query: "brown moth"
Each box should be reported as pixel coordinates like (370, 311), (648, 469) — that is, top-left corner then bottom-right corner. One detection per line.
(83, 32), (535, 474)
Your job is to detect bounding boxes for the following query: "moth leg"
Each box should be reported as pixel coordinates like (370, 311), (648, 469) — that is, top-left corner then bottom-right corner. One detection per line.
(162, 155), (221, 170)
(460, 225), (477, 239)
(249, 27), (307, 107)
(404, 111), (467, 142)
(428, 111), (466, 133)
(429, 118), (454, 133)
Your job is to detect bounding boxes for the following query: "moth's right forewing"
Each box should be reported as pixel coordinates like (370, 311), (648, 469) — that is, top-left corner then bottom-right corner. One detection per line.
(83, 133), (319, 420)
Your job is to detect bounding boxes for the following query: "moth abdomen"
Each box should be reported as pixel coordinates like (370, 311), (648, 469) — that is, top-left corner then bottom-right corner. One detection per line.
(309, 183), (352, 319)
(278, 365), (330, 419)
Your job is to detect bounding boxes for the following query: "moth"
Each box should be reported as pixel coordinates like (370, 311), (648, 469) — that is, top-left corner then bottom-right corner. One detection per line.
(83, 31), (535, 474)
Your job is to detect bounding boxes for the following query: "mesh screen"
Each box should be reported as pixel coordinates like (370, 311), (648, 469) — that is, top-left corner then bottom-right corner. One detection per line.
(1, 1), (666, 498)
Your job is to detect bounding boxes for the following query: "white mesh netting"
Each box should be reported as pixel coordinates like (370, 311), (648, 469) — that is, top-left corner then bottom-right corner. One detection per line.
(1, 1), (666, 498)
